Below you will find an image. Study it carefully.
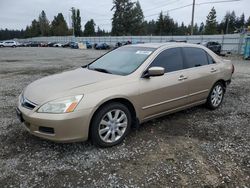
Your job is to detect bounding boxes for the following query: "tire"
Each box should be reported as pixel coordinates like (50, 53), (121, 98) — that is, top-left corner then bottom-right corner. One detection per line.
(90, 102), (132, 147)
(206, 82), (225, 110)
(12, 45), (16, 48)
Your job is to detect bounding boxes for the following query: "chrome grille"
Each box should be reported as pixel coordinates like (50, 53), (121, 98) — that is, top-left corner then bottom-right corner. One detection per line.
(21, 95), (37, 110)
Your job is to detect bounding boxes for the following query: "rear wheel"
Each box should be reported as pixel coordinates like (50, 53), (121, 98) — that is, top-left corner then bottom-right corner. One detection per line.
(206, 82), (225, 110)
(90, 102), (131, 147)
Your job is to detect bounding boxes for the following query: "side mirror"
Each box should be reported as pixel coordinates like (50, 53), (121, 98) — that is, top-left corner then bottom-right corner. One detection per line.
(143, 66), (165, 78)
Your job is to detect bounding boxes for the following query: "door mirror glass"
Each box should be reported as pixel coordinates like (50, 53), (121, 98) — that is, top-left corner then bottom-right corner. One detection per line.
(144, 66), (165, 77)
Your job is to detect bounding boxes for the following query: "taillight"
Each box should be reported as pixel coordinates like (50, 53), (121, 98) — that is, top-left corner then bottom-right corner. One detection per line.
(232, 64), (235, 74)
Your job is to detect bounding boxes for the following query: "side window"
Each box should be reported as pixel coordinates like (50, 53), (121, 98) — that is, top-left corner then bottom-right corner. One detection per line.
(182, 47), (209, 68)
(149, 48), (183, 73)
(206, 53), (216, 64)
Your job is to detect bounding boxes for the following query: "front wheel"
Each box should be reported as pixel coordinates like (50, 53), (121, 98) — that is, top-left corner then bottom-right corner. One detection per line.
(90, 103), (131, 147)
(206, 82), (225, 110)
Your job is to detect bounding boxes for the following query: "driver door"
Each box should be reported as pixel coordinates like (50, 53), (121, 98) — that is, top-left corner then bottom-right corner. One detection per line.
(138, 47), (189, 120)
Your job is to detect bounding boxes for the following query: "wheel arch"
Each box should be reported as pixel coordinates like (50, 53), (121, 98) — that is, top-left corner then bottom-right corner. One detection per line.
(213, 79), (227, 90)
(88, 97), (138, 140)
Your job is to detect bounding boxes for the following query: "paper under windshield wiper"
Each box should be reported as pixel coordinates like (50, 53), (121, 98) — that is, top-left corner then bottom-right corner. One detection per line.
(89, 67), (112, 74)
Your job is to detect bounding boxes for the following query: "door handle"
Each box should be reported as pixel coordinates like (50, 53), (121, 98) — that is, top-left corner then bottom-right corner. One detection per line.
(211, 68), (217, 73)
(178, 75), (188, 81)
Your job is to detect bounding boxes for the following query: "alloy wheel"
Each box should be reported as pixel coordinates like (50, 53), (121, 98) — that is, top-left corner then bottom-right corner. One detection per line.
(211, 85), (223, 107)
(98, 109), (128, 143)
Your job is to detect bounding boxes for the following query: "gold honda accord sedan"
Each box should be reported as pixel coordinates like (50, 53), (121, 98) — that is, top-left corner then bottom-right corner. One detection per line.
(16, 43), (234, 147)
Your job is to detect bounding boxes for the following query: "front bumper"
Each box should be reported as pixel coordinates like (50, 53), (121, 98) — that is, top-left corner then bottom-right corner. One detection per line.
(17, 101), (93, 143)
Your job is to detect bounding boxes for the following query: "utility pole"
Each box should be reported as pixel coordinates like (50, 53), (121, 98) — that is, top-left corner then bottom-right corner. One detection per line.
(191, 0), (195, 35)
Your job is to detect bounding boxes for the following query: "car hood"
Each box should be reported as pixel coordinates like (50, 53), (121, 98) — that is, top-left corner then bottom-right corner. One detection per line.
(24, 68), (120, 104)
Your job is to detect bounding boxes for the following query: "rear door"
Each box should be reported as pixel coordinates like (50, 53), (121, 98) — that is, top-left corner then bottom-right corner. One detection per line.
(182, 47), (219, 103)
(138, 47), (189, 120)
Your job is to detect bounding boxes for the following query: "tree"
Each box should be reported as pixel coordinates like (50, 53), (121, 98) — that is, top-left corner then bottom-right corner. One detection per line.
(84, 19), (95, 36)
(199, 22), (205, 34)
(237, 13), (245, 28)
(205, 7), (218, 34)
(155, 12), (176, 35)
(156, 12), (165, 35)
(246, 16), (250, 27)
(96, 26), (108, 36)
(144, 20), (156, 35)
(193, 23), (199, 35)
(71, 7), (82, 36)
(50, 13), (68, 36)
(228, 11), (237, 33)
(111, 0), (135, 35)
(0, 29), (25, 40)
(130, 1), (145, 35)
(26, 19), (40, 37)
(39, 10), (50, 36)
(75, 9), (82, 36)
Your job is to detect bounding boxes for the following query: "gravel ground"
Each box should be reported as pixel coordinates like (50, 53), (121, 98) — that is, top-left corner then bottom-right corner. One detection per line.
(0, 47), (249, 188)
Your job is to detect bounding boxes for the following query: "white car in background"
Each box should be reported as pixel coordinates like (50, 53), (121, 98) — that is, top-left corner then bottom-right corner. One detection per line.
(0, 41), (17, 48)
(53, 43), (63, 47)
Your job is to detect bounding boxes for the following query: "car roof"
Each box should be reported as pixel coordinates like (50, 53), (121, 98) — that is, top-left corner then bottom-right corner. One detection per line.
(129, 42), (204, 49)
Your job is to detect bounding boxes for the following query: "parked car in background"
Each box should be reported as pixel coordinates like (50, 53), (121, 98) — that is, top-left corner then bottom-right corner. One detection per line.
(115, 41), (132, 48)
(48, 42), (56, 47)
(53, 43), (62, 47)
(16, 42), (25, 47)
(86, 41), (92, 49)
(202, 41), (222, 54)
(70, 42), (79, 49)
(0, 41), (17, 47)
(168, 40), (187, 43)
(23, 42), (32, 47)
(95, 43), (110, 50)
(29, 41), (41, 47)
(16, 43), (234, 147)
(62, 42), (74, 48)
(40, 42), (48, 47)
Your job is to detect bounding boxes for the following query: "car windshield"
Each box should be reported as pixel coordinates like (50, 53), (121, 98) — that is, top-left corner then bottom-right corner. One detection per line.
(88, 46), (155, 75)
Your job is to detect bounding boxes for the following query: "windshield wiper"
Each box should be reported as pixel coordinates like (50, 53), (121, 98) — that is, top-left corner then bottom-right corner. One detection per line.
(89, 67), (112, 74)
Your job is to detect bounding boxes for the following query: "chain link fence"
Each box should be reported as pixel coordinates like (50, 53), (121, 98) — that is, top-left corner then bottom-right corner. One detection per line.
(16, 34), (247, 54)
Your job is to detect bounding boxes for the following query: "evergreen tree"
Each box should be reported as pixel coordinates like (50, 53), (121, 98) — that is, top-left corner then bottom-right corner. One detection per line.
(96, 26), (108, 36)
(144, 20), (156, 35)
(28, 19), (41, 37)
(71, 7), (76, 35)
(39, 10), (50, 36)
(50, 13), (68, 36)
(228, 11), (236, 33)
(130, 1), (145, 35)
(156, 12), (165, 35)
(75, 9), (82, 36)
(111, 0), (135, 35)
(155, 12), (176, 35)
(163, 14), (175, 35)
(235, 13), (245, 32)
(71, 7), (82, 36)
(0, 29), (25, 40)
(178, 22), (188, 35)
(246, 16), (250, 27)
(84, 19), (95, 36)
(193, 23), (199, 35)
(199, 22), (205, 34)
(205, 7), (218, 34)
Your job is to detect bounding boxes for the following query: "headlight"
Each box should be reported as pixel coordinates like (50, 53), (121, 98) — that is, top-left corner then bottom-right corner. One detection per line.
(37, 95), (83, 113)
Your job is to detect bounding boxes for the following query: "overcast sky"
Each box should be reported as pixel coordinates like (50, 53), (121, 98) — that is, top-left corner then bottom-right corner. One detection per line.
(0, 0), (249, 31)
